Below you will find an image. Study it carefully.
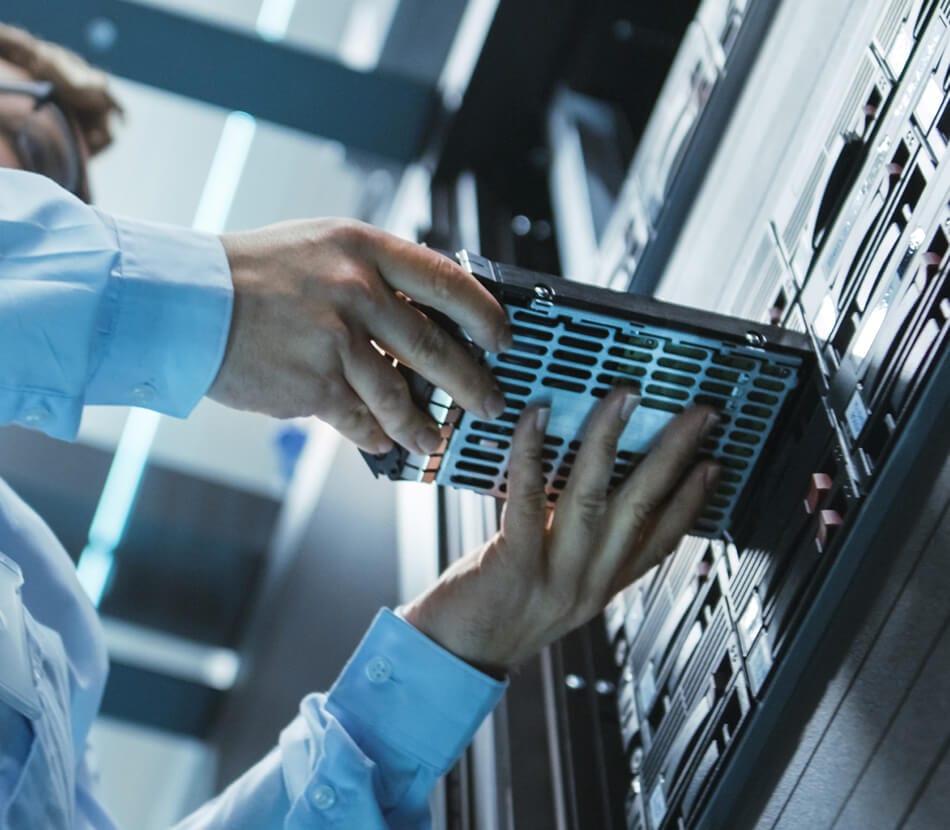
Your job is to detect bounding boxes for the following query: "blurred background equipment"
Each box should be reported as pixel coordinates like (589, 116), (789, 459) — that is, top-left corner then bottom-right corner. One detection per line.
(3, 1), (949, 828)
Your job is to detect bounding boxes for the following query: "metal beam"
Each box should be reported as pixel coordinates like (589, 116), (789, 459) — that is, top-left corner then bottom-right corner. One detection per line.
(4, 0), (439, 162)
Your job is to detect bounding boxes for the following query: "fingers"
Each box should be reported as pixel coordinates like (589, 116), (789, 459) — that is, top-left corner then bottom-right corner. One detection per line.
(370, 234), (512, 354)
(551, 388), (640, 579)
(604, 460), (719, 596)
(615, 406), (718, 522)
(588, 406), (718, 592)
(370, 293), (506, 420)
(502, 403), (550, 558)
(312, 376), (392, 453)
(341, 341), (444, 455)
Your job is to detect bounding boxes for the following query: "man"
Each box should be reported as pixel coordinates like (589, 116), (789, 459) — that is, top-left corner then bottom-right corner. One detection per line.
(0, 24), (719, 828)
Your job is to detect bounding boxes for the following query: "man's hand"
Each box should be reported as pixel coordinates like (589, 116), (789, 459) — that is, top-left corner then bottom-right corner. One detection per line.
(401, 390), (720, 673)
(209, 219), (512, 454)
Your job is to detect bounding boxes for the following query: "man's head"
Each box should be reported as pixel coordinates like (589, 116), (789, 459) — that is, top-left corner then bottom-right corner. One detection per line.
(0, 23), (121, 201)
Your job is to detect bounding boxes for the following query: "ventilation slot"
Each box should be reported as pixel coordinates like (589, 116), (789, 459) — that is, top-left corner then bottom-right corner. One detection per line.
(560, 335), (604, 352)
(499, 381), (532, 398)
(712, 354), (756, 371)
(658, 357), (702, 374)
(467, 434), (509, 449)
(641, 397), (685, 413)
(511, 338), (548, 355)
(470, 421), (513, 436)
(451, 474), (495, 489)
(609, 345), (653, 362)
(653, 371), (696, 388)
(549, 363), (592, 380)
(495, 366), (535, 383)
(456, 460), (501, 477)
(645, 384), (690, 401)
(566, 321), (610, 339)
(514, 310), (558, 328)
(603, 361), (647, 378)
(498, 353), (542, 370)
(542, 377), (587, 393)
(553, 348), (598, 366)
(461, 447), (505, 463)
(664, 343), (709, 360)
(512, 325), (554, 342)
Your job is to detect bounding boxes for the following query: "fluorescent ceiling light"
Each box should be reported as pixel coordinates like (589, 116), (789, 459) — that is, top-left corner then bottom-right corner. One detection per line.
(101, 617), (241, 690)
(77, 409), (161, 605)
(256, 0), (298, 42)
(192, 111), (258, 234)
(439, 0), (500, 107)
(339, 0), (399, 71)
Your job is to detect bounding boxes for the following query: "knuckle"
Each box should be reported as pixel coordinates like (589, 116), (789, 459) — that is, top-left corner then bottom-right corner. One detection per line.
(336, 268), (378, 308)
(410, 321), (449, 364)
(548, 584), (581, 621)
(573, 490), (608, 525)
(339, 400), (372, 433)
(517, 476), (547, 510)
(326, 320), (355, 354)
(374, 377), (410, 415)
(327, 218), (373, 249)
(427, 255), (459, 301)
(628, 498), (659, 529)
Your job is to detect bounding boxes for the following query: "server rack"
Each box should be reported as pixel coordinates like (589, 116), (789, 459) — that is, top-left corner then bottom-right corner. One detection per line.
(409, 0), (950, 827)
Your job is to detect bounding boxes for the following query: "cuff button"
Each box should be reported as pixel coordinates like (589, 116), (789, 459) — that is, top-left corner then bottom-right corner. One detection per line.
(310, 784), (336, 810)
(365, 656), (393, 684)
(19, 404), (51, 428)
(131, 383), (157, 405)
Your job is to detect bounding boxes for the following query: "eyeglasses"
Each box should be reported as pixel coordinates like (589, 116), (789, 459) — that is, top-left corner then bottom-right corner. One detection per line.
(0, 80), (87, 200)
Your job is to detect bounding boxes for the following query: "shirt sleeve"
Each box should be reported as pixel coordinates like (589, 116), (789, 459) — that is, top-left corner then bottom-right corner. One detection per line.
(173, 609), (507, 830)
(0, 169), (232, 440)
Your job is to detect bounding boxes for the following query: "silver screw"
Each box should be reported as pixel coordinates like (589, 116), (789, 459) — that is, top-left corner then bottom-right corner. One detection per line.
(745, 330), (766, 346)
(534, 284), (554, 302)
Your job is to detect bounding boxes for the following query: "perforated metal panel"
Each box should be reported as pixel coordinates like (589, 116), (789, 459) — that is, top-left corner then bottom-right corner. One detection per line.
(363, 252), (812, 537)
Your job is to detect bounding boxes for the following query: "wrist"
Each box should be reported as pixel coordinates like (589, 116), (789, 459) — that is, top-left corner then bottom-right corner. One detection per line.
(397, 603), (508, 681)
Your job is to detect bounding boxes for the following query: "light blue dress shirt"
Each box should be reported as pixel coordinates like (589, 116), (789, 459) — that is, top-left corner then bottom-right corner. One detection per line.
(0, 170), (506, 829)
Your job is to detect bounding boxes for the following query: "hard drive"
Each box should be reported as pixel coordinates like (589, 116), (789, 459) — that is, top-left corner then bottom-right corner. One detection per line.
(361, 251), (813, 537)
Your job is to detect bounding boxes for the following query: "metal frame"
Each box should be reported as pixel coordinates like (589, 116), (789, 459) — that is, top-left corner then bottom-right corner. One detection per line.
(696, 338), (950, 828)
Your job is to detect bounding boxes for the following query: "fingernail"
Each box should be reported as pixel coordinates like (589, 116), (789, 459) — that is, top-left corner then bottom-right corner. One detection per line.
(620, 393), (640, 423)
(705, 464), (721, 491)
(536, 406), (551, 434)
(416, 428), (442, 454)
(702, 411), (720, 435)
(484, 389), (507, 419)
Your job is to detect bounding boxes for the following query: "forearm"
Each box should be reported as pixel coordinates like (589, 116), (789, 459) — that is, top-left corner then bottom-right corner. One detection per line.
(172, 610), (506, 830)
